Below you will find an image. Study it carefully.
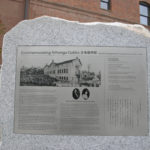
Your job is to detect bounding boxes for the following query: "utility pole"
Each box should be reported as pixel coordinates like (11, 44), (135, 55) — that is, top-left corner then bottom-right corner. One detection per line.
(88, 64), (90, 73)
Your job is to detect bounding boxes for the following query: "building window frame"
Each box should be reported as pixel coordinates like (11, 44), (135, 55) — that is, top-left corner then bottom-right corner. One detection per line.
(100, 0), (110, 10)
(139, 1), (150, 26)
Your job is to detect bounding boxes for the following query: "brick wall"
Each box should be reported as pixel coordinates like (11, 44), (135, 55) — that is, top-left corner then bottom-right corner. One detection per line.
(29, 0), (150, 24)
(0, 0), (25, 64)
(0, 0), (150, 64)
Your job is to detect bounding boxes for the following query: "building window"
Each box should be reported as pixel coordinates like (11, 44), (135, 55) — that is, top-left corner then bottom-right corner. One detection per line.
(66, 69), (68, 73)
(100, 0), (110, 10)
(140, 2), (150, 25)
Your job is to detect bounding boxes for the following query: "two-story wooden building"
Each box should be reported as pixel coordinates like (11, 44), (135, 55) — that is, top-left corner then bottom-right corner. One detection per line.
(44, 57), (82, 85)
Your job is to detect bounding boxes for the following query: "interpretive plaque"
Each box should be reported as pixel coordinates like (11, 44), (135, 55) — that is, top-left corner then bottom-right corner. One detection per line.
(14, 46), (148, 136)
(2, 16), (150, 149)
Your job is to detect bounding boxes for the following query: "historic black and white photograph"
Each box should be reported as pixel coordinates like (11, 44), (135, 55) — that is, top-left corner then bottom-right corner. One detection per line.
(20, 53), (101, 87)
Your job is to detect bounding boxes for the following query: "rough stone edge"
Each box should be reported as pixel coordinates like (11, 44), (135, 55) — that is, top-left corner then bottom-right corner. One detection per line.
(3, 15), (150, 39)
(1, 15), (150, 87)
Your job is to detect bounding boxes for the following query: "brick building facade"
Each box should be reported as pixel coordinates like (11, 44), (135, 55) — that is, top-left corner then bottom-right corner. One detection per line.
(1, 0), (150, 64)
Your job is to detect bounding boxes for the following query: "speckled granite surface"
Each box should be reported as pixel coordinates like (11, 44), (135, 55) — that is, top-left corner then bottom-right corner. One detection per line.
(0, 16), (150, 150)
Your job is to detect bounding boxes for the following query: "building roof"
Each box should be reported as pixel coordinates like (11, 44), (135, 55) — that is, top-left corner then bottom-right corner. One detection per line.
(47, 57), (82, 67)
(55, 58), (77, 65)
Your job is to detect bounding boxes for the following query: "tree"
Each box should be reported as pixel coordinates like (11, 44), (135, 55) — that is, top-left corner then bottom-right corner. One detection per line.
(97, 71), (101, 81)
